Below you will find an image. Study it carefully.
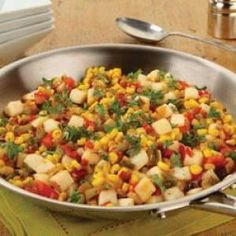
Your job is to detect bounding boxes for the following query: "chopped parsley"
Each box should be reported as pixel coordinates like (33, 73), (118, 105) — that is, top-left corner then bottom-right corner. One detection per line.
(97, 72), (110, 84)
(103, 119), (125, 133)
(109, 100), (122, 115)
(2, 142), (23, 160)
(42, 77), (54, 87)
(0, 116), (8, 127)
(170, 153), (182, 167)
(127, 69), (142, 80)
(181, 132), (203, 148)
(166, 74), (178, 89)
(54, 91), (73, 107)
(167, 99), (183, 110)
(229, 151), (236, 161)
(125, 135), (141, 156)
(163, 140), (173, 148)
(93, 89), (105, 98)
(69, 191), (83, 203)
(64, 126), (92, 142)
(208, 107), (220, 118)
(142, 89), (164, 106)
(194, 85), (207, 90)
(96, 104), (106, 117)
(151, 174), (165, 192)
(41, 101), (65, 114)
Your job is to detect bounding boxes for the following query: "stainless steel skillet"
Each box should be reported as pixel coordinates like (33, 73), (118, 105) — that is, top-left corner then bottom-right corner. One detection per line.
(0, 44), (235, 219)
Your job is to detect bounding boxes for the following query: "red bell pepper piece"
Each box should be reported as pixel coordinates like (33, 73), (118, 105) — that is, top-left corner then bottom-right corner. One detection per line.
(34, 91), (50, 104)
(84, 140), (94, 149)
(116, 93), (127, 106)
(119, 171), (131, 182)
(64, 77), (76, 91)
(61, 144), (80, 159)
(142, 123), (154, 134)
(41, 133), (53, 148)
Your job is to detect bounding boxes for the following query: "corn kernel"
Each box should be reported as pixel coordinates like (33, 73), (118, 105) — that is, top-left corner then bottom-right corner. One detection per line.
(208, 128), (220, 137)
(223, 114), (233, 123)
(184, 99), (199, 109)
(78, 84), (89, 90)
(190, 165), (203, 175)
(92, 176), (105, 187)
(100, 137), (109, 146)
(109, 152), (119, 164)
(136, 128), (146, 135)
(0, 160), (4, 167)
(5, 132), (14, 142)
(23, 177), (33, 185)
(159, 135), (172, 142)
(211, 102), (223, 110)
(204, 163), (215, 170)
(38, 145), (47, 153)
(14, 136), (24, 145)
(88, 101), (98, 112)
(52, 129), (63, 140)
(107, 174), (120, 184)
(121, 183), (130, 193)
(77, 138), (86, 146)
(129, 174), (139, 185)
(126, 86), (136, 94)
(198, 97), (209, 104)
(58, 192), (68, 201)
(197, 129), (207, 136)
(70, 160), (81, 169)
(114, 132), (123, 143)
(203, 149), (213, 158)
(110, 164), (121, 174)
(13, 180), (24, 188)
(158, 161), (170, 171)
(191, 119), (199, 126)
(21, 133), (31, 141)
(102, 162), (111, 174)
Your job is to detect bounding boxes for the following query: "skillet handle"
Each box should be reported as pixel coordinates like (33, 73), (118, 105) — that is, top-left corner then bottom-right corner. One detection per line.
(190, 191), (236, 216)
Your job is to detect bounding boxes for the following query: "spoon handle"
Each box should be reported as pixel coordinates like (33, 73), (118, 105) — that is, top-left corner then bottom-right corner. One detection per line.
(168, 32), (236, 52)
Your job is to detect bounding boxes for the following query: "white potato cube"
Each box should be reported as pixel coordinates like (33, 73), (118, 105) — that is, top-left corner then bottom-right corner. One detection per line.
(184, 150), (203, 166)
(200, 103), (210, 113)
(82, 150), (100, 165)
(68, 115), (84, 128)
(43, 119), (59, 133)
(130, 149), (148, 170)
(138, 74), (152, 88)
(184, 87), (199, 99)
(4, 100), (24, 117)
(138, 74), (147, 81)
(31, 117), (48, 128)
(164, 91), (177, 101)
(168, 141), (180, 152)
(61, 155), (74, 168)
(98, 189), (118, 206)
(87, 88), (96, 105)
(172, 167), (192, 181)
(23, 91), (36, 100)
(50, 170), (74, 191)
(170, 114), (185, 127)
(34, 173), (49, 183)
(146, 166), (163, 177)
(70, 89), (87, 104)
(156, 104), (173, 118)
(152, 118), (172, 135)
(24, 154), (44, 172)
(135, 177), (156, 202)
(147, 195), (164, 204)
(151, 82), (166, 91)
(118, 198), (134, 206)
(163, 187), (184, 201)
(36, 161), (55, 173)
(147, 69), (159, 80)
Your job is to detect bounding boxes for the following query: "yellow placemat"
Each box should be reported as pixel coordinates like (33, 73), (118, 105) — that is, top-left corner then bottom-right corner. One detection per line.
(0, 187), (235, 236)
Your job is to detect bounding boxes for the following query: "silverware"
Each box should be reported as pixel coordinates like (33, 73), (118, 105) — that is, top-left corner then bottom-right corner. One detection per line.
(116, 17), (236, 52)
(0, 44), (236, 219)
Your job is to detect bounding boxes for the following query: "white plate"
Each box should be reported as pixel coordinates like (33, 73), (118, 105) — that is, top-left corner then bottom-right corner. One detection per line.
(0, 18), (54, 44)
(0, 10), (52, 34)
(0, 0), (51, 22)
(0, 26), (54, 66)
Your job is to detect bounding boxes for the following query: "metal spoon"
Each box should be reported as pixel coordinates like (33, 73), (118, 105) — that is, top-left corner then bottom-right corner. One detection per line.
(116, 17), (236, 52)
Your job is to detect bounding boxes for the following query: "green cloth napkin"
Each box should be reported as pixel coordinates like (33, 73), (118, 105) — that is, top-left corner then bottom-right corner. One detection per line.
(0, 187), (235, 236)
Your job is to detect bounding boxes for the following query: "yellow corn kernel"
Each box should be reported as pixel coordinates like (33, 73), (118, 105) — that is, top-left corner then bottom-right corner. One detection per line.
(211, 101), (223, 110)
(92, 176), (105, 187)
(140, 135), (148, 147)
(88, 101), (98, 112)
(70, 160), (81, 169)
(107, 174), (120, 184)
(184, 99), (199, 109)
(191, 119), (199, 126)
(129, 174), (139, 185)
(100, 136), (109, 146)
(78, 84), (89, 90)
(126, 86), (135, 94)
(0, 166), (14, 175)
(77, 138), (86, 146)
(0, 160), (4, 167)
(114, 132), (123, 143)
(121, 183), (130, 193)
(5, 132), (15, 142)
(223, 124), (234, 135)
(203, 148), (213, 158)
(22, 177), (33, 185)
(102, 162), (111, 174)
(112, 84), (123, 91)
(223, 114), (233, 123)
(58, 192), (68, 201)
(46, 154), (60, 164)
(14, 136), (24, 145)
(52, 129), (63, 140)
(147, 140), (154, 147)
(198, 97), (209, 104)
(109, 152), (119, 164)
(81, 111), (94, 120)
(94, 141), (101, 151)
(21, 133), (31, 141)
(109, 129), (119, 139)
(171, 128), (182, 140)
(159, 135), (172, 142)
(38, 145), (47, 153)
(204, 163), (215, 170)
(136, 128), (146, 135)
(206, 118), (213, 125)
(110, 164), (121, 174)
(190, 165), (203, 175)
(197, 129), (207, 136)
(158, 161), (170, 171)
(208, 128), (220, 137)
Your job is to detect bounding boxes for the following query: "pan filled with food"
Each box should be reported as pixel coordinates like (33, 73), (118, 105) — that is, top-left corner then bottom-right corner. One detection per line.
(0, 44), (235, 219)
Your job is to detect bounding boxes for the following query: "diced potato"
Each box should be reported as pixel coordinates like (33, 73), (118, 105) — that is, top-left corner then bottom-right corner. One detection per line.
(146, 166), (163, 177)
(184, 87), (199, 99)
(82, 150), (100, 165)
(130, 149), (148, 170)
(135, 177), (156, 202)
(50, 170), (74, 191)
(98, 189), (118, 206)
(138, 74), (147, 81)
(163, 187), (184, 201)
(156, 104), (173, 118)
(200, 103), (210, 113)
(87, 88), (96, 105)
(147, 69), (159, 81)
(23, 90), (36, 100)
(152, 118), (172, 135)
(36, 161), (55, 173)
(172, 167), (192, 180)
(34, 173), (49, 183)
(4, 100), (24, 117)
(85, 187), (99, 201)
(170, 114), (185, 127)
(164, 91), (176, 101)
(118, 198), (134, 206)
(147, 195), (164, 204)
(24, 154), (44, 172)
(168, 141), (180, 152)
(186, 187), (203, 195)
(184, 150), (203, 166)
(68, 115), (84, 128)
(70, 89), (87, 104)
(31, 117), (48, 128)
(201, 169), (220, 189)
(138, 74), (152, 88)
(151, 82), (166, 91)
(43, 119), (59, 133)
(61, 155), (73, 167)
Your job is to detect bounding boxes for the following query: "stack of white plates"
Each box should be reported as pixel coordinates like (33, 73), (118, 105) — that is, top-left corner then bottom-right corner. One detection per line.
(0, 0), (54, 65)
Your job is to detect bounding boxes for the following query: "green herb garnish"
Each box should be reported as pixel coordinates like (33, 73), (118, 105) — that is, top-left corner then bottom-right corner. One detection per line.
(69, 191), (83, 203)
(181, 132), (202, 148)
(229, 151), (236, 161)
(163, 140), (173, 148)
(42, 101), (65, 114)
(0, 116), (8, 127)
(109, 100), (122, 115)
(170, 153), (182, 167)
(64, 126), (92, 142)
(151, 174), (165, 192)
(142, 89), (164, 106)
(125, 135), (141, 156)
(93, 89), (105, 98)
(5, 142), (23, 160)
(127, 69), (142, 80)
(42, 77), (54, 87)
(194, 85), (207, 90)
(208, 107), (220, 118)
(96, 104), (106, 117)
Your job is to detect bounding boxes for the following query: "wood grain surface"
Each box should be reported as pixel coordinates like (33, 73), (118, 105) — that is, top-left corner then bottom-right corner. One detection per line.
(1, 0), (236, 235)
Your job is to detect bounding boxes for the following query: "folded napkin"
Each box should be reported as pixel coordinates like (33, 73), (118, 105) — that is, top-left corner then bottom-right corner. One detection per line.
(0, 187), (235, 236)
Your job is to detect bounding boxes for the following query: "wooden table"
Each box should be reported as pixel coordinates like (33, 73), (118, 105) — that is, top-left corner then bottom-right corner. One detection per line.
(1, 0), (236, 235)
